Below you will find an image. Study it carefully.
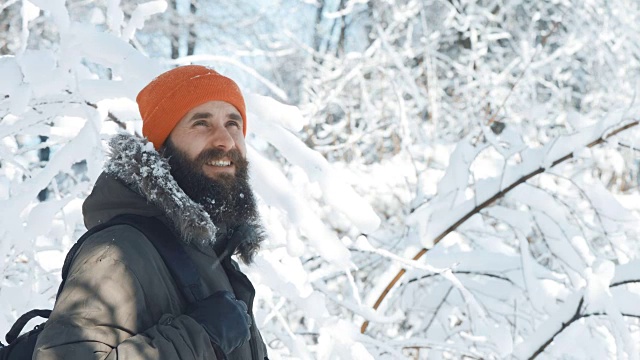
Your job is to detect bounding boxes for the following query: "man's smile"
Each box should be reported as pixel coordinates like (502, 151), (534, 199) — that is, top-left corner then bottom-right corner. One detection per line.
(207, 160), (232, 167)
(204, 158), (235, 176)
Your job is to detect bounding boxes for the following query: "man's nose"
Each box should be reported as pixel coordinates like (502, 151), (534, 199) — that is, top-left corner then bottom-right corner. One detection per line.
(210, 125), (235, 151)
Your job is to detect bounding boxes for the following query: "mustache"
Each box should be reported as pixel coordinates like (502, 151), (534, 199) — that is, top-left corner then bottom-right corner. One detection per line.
(195, 148), (244, 165)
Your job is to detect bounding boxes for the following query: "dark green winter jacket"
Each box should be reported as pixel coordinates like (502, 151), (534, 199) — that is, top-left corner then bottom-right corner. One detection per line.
(33, 134), (268, 360)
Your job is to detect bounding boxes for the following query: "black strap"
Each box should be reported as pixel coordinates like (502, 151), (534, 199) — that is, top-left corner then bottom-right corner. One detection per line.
(58, 214), (205, 303)
(5, 309), (51, 344)
(57, 219), (128, 299)
(115, 215), (206, 303)
(5, 215), (205, 345)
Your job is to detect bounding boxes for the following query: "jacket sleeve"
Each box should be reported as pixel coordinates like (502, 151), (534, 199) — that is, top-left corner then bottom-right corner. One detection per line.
(33, 225), (218, 360)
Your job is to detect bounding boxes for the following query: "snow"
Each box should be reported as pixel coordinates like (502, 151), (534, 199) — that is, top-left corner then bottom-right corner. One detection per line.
(27, 0), (70, 30)
(585, 261), (639, 359)
(248, 102), (380, 234)
(106, 0), (124, 35)
(512, 292), (584, 359)
(17, 50), (67, 98)
(248, 147), (351, 267)
(62, 24), (162, 93)
(21, 1), (41, 24)
(245, 93), (306, 132)
(2, 1), (640, 358)
(611, 260), (640, 286)
(168, 55), (289, 101)
(121, 1), (168, 41)
(0, 57), (22, 96)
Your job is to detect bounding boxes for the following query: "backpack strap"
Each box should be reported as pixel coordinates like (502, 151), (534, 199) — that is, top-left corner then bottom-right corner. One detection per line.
(4, 309), (50, 345)
(5, 215), (205, 346)
(58, 214), (205, 303)
(109, 214), (206, 303)
(56, 218), (130, 299)
(7, 218), (130, 345)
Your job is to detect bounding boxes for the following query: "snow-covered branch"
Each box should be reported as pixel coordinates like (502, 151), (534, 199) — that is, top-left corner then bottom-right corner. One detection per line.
(363, 116), (639, 333)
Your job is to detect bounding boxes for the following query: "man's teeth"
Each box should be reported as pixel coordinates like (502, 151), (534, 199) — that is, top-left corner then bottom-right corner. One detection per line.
(208, 160), (231, 166)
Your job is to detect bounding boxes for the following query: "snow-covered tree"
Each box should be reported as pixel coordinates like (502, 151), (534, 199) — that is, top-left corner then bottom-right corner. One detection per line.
(1, 0), (640, 359)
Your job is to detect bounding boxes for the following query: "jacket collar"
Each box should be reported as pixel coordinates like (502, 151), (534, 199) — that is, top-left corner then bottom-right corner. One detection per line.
(84, 133), (218, 246)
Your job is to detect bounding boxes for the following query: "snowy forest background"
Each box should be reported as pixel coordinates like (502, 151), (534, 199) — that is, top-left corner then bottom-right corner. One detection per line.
(1, 0), (640, 358)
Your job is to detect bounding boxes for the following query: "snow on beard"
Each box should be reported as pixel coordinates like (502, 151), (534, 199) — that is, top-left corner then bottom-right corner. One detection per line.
(162, 138), (259, 231)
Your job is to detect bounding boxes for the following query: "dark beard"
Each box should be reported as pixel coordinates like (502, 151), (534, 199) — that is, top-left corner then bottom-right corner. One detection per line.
(162, 138), (263, 264)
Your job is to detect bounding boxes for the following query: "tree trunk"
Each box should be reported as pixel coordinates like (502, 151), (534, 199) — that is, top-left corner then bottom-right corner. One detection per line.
(335, 0), (347, 56)
(187, 0), (197, 56)
(170, 0), (180, 59)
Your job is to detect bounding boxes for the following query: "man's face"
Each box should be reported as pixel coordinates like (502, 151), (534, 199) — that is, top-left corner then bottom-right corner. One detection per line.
(163, 100), (256, 230)
(162, 101), (263, 263)
(167, 100), (247, 180)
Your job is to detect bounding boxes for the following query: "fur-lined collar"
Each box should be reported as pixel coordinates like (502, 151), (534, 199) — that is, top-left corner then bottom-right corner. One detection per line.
(103, 133), (218, 245)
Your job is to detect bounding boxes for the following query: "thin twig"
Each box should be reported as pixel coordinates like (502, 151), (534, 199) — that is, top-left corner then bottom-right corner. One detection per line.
(617, 142), (640, 152)
(527, 284), (640, 360)
(406, 270), (515, 286)
(83, 101), (140, 136)
(527, 298), (584, 359)
(487, 12), (568, 125)
(424, 286), (453, 334)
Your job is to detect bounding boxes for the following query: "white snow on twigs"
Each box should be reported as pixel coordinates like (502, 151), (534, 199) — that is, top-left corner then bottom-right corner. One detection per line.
(248, 98), (381, 234)
(122, 1), (168, 41)
(248, 147), (351, 267)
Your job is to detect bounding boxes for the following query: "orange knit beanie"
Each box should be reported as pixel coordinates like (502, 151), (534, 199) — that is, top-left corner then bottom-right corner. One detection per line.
(137, 65), (247, 149)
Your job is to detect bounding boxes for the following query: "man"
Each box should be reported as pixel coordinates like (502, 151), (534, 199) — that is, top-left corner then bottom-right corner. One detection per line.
(33, 65), (269, 359)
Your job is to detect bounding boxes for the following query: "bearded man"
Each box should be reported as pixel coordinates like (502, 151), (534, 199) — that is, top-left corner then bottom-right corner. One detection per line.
(34, 65), (269, 359)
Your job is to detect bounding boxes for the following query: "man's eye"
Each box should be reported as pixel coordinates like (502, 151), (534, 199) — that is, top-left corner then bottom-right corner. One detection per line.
(193, 120), (208, 127)
(227, 121), (240, 128)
